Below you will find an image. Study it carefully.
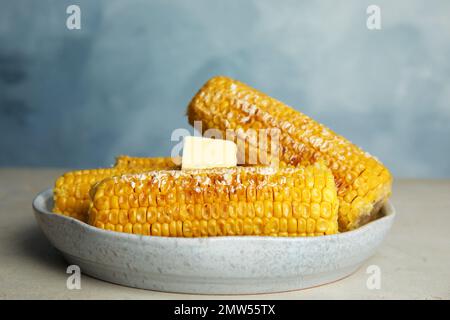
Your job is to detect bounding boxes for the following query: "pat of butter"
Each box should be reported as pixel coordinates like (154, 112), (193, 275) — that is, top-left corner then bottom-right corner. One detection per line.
(182, 136), (237, 170)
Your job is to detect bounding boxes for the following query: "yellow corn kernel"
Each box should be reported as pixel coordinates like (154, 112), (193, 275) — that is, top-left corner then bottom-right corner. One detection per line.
(288, 217), (297, 233)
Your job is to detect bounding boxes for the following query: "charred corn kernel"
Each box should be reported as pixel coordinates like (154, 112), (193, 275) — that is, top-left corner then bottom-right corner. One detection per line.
(53, 156), (177, 222)
(187, 76), (393, 231)
(114, 155), (179, 169)
(88, 163), (339, 237)
(97, 210), (108, 223)
(94, 196), (110, 211)
(94, 221), (104, 229)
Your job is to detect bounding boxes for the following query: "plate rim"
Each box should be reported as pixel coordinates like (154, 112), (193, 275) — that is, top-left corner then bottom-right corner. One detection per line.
(33, 188), (396, 243)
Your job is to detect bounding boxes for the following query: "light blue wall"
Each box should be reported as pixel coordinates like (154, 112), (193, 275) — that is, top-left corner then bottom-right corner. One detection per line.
(0, 0), (449, 177)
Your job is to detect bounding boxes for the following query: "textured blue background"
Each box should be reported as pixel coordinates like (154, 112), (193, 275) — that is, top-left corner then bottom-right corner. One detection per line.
(0, 0), (449, 177)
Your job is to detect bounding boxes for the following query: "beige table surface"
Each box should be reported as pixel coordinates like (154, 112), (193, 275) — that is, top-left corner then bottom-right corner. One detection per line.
(0, 168), (449, 300)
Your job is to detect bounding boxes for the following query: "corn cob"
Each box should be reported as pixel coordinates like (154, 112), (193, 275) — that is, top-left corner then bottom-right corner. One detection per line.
(88, 162), (339, 237)
(53, 157), (177, 222)
(187, 76), (392, 231)
(115, 155), (180, 169)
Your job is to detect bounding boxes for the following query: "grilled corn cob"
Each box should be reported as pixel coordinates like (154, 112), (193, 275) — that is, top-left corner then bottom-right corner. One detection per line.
(53, 156), (177, 222)
(187, 76), (392, 231)
(88, 162), (339, 237)
(115, 155), (180, 169)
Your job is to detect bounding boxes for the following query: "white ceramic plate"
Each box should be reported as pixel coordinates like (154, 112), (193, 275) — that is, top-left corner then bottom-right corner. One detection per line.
(33, 188), (395, 294)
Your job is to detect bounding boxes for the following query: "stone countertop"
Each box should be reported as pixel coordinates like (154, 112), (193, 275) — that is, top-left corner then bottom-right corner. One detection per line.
(0, 168), (448, 299)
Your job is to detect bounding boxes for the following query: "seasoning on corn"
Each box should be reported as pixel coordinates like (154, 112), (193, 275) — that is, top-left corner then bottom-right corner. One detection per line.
(88, 162), (339, 237)
(53, 156), (177, 222)
(187, 76), (392, 231)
